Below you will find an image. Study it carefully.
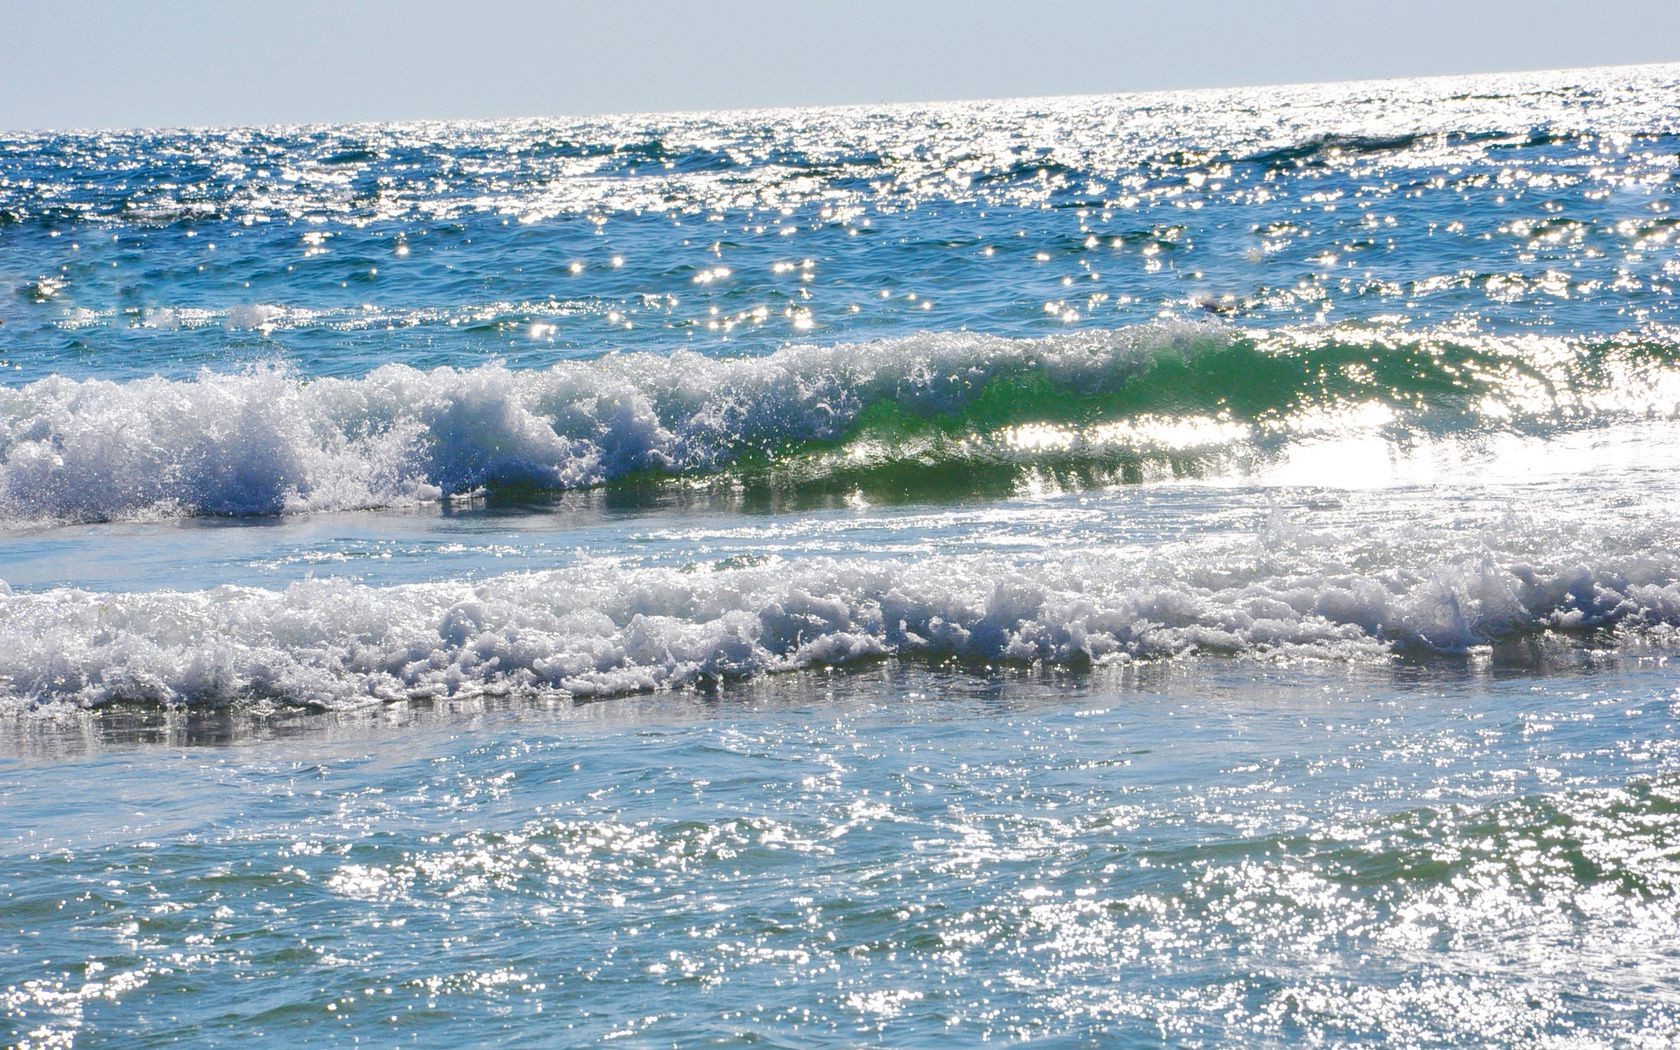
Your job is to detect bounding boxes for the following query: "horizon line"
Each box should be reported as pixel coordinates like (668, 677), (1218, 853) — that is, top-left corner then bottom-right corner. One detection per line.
(4, 58), (1676, 138)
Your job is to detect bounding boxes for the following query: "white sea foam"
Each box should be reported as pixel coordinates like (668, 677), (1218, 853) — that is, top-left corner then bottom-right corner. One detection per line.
(3, 541), (1676, 711)
(0, 325), (1242, 525)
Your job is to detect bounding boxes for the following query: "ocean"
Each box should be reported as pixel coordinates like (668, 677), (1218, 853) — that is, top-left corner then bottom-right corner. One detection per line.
(2, 63), (1679, 1045)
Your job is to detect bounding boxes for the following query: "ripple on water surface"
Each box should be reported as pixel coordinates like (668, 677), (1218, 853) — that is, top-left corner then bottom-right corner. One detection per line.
(2, 661), (1679, 1045)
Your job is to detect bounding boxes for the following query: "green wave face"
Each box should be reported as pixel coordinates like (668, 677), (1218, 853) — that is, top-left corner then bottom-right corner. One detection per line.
(677, 328), (1680, 507)
(839, 328), (1677, 436)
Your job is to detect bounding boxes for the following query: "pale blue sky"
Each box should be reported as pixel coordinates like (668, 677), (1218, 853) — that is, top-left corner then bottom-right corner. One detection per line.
(3, 0), (1678, 131)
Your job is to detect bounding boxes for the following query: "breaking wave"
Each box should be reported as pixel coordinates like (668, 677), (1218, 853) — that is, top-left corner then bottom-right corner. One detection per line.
(4, 534), (1678, 710)
(3, 323), (1677, 526)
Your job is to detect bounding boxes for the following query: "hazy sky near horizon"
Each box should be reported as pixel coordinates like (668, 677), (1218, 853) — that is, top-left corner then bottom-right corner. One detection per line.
(3, 0), (1678, 131)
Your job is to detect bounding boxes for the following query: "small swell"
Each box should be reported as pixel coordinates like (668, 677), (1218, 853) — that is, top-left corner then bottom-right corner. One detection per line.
(1242, 129), (1547, 167)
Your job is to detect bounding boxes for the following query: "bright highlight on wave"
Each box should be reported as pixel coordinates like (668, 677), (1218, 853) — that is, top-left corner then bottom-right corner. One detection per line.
(2, 322), (1677, 526)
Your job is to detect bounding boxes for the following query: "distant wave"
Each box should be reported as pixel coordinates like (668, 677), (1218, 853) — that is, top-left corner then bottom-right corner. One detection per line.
(3, 534), (1677, 710)
(2, 323), (1677, 526)
(1239, 129), (1546, 167)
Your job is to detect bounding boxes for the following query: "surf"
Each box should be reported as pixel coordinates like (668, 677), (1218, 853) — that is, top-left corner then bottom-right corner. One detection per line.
(5, 514), (1678, 710)
(2, 322), (1677, 526)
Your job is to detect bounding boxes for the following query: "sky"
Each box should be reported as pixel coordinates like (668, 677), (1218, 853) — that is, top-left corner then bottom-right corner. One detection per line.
(2, 0), (1678, 131)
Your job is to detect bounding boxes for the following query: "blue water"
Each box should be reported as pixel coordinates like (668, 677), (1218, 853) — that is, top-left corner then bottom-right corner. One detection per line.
(3, 64), (1680, 1045)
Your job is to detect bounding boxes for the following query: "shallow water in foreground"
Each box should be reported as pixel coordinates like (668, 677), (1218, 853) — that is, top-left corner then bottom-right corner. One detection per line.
(5, 655), (1680, 1046)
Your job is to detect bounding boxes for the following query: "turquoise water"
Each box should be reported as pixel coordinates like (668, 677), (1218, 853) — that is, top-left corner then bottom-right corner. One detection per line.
(3, 64), (1680, 1045)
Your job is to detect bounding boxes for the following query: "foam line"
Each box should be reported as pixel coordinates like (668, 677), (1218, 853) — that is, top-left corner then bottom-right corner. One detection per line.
(4, 543), (1676, 711)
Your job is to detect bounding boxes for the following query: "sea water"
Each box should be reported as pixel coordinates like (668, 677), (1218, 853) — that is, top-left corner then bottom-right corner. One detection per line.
(2, 64), (1679, 1045)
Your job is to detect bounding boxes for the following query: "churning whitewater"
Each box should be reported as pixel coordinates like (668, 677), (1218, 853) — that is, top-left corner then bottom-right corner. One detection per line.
(6, 514), (1680, 710)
